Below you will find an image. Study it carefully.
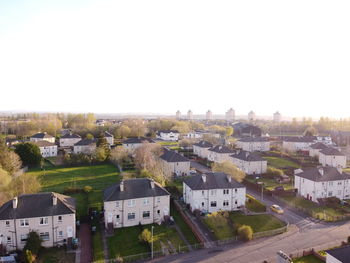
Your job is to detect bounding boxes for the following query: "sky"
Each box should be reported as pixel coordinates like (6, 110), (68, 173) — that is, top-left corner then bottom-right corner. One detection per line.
(0, 0), (350, 119)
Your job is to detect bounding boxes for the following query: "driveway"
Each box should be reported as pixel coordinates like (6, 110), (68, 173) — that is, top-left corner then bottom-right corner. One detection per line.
(79, 223), (92, 263)
(190, 161), (211, 173)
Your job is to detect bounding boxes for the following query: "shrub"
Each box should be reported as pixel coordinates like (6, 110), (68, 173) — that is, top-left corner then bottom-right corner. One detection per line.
(83, 185), (93, 193)
(64, 186), (83, 194)
(25, 250), (34, 263)
(237, 225), (253, 242)
(24, 231), (42, 256)
(139, 229), (152, 244)
(267, 167), (284, 177)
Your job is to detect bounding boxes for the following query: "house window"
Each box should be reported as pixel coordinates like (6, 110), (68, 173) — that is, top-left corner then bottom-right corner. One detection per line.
(223, 200), (229, 207)
(223, 189), (229, 195)
(210, 190), (216, 196)
(58, 216), (62, 222)
(201, 202), (204, 207)
(235, 200), (238, 204)
(116, 201), (119, 208)
(40, 232), (50, 241)
(143, 198), (149, 205)
(20, 219), (29, 227)
(127, 213), (135, 221)
(40, 217), (49, 225)
(128, 200), (135, 207)
(157, 197), (161, 203)
(20, 234), (28, 243)
(143, 211), (150, 219)
(5, 221), (10, 227)
(157, 210), (160, 215)
(338, 190), (342, 195)
(338, 182), (342, 185)
(234, 189), (238, 193)
(202, 191), (205, 196)
(328, 191), (333, 197)
(58, 231), (63, 238)
(116, 214), (120, 220)
(210, 201), (217, 207)
(6, 237), (11, 244)
(329, 182), (333, 186)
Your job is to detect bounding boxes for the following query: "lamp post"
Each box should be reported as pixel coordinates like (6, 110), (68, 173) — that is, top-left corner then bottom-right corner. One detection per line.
(257, 181), (264, 201)
(151, 226), (154, 260)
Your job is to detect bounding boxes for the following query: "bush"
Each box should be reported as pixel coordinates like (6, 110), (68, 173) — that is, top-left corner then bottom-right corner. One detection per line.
(267, 167), (284, 177)
(139, 229), (152, 244)
(237, 225), (253, 242)
(24, 231), (42, 256)
(83, 185), (93, 193)
(64, 186), (83, 194)
(25, 250), (34, 263)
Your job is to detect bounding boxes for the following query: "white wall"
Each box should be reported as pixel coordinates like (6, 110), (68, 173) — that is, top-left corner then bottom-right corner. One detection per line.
(319, 153), (347, 168)
(231, 157), (267, 175)
(39, 145), (57, 157)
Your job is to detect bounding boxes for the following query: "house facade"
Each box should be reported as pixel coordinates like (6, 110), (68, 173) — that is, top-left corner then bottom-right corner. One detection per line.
(160, 149), (191, 176)
(0, 193), (76, 251)
(281, 136), (315, 152)
(104, 131), (114, 146)
(309, 142), (329, 158)
(59, 133), (81, 148)
(236, 137), (270, 152)
(230, 150), (267, 175)
(207, 145), (235, 163)
(73, 139), (97, 154)
(30, 132), (55, 143)
(33, 141), (58, 157)
(326, 246), (350, 263)
(319, 148), (347, 168)
(156, 130), (179, 141)
(193, 141), (213, 159)
(103, 178), (170, 228)
(122, 137), (155, 153)
(294, 167), (350, 202)
(183, 172), (246, 213)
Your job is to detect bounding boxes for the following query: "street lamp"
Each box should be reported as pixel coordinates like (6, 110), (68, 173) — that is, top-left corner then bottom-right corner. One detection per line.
(151, 226), (154, 259)
(257, 181), (264, 201)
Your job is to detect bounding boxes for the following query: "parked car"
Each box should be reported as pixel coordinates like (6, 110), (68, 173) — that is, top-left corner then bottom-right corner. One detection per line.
(270, 204), (284, 214)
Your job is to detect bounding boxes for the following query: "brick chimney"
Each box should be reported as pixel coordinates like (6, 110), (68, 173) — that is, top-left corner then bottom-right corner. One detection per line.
(120, 181), (124, 192)
(52, 194), (57, 206)
(202, 174), (206, 183)
(150, 179), (155, 189)
(227, 174), (232, 183)
(13, 197), (18, 209)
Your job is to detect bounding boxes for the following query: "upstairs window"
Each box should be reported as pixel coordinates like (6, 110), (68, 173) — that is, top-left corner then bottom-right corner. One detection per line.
(20, 219), (29, 227)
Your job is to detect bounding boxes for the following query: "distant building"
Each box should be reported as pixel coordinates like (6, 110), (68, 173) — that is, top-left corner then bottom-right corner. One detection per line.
(122, 137), (155, 153)
(232, 122), (262, 137)
(208, 145), (235, 163)
(206, 110), (213, 120)
(160, 149), (191, 176)
(187, 110), (193, 120)
(236, 137), (270, 152)
(225, 108), (235, 121)
(104, 131), (114, 145)
(156, 130), (179, 141)
(30, 132), (55, 143)
(183, 172), (246, 213)
(273, 112), (281, 122)
(319, 148), (347, 168)
(309, 142), (329, 158)
(73, 139), (97, 154)
(59, 133), (81, 148)
(33, 141), (58, 157)
(248, 111), (256, 122)
(230, 150), (267, 175)
(330, 131), (350, 147)
(176, 110), (181, 120)
(281, 136), (315, 152)
(193, 141), (213, 159)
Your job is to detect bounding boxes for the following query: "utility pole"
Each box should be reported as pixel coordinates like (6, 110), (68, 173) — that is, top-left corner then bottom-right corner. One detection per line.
(151, 225), (154, 259)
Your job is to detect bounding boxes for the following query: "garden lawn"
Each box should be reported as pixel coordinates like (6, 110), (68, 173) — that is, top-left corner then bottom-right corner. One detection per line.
(257, 177), (294, 191)
(203, 214), (234, 240)
(263, 156), (300, 169)
(151, 224), (186, 252)
(230, 212), (286, 233)
(37, 248), (75, 263)
(245, 194), (266, 212)
(292, 255), (324, 263)
(170, 208), (199, 245)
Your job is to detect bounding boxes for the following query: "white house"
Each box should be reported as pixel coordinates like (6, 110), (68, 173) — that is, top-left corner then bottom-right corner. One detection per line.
(0, 193), (76, 251)
(59, 133), (81, 148)
(183, 172), (246, 213)
(122, 137), (156, 153)
(326, 246), (350, 263)
(294, 167), (350, 202)
(207, 145), (235, 163)
(230, 150), (267, 175)
(193, 141), (213, 159)
(319, 148), (347, 168)
(309, 142), (329, 158)
(186, 131), (203, 139)
(33, 140), (58, 157)
(30, 132), (55, 143)
(236, 137), (270, 152)
(73, 139), (97, 154)
(160, 149), (191, 176)
(156, 130), (179, 141)
(103, 178), (170, 229)
(104, 131), (114, 146)
(281, 136), (315, 152)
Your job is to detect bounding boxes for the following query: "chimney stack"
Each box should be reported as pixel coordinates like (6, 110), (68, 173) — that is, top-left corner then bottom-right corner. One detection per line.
(120, 181), (124, 192)
(318, 167), (324, 176)
(150, 179), (155, 189)
(227, 174), (232, 183)
(13, 197), (18, 209)
(202, 174), (206, 183)
(337, 166), (343, 174)
(53, 194), (57, 206)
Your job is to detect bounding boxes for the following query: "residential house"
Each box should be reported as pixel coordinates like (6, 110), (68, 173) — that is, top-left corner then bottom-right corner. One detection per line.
(104, 131), (114, 146)
(319, 148), (347, 168)
(230, 150), (267, 175)
(232, 122), (262, 137)
(309, 142), (329, 158)
(183, 172), (246, 213)
(156, 130), (179, 141)
(30, 132), (55, 143)
(207, 145), (235, 163)
(326, 246), (350, 263)
(330, 131), (350, 147)
(59, 133), (81, 148)
(193, 141), (213, 159)
(0, 192), (76, 251)
(281, 136), (315, 152)
(103, 178), (170, 228)
(236, 137), (270, 152)
(122, 137), (155, 153)
(73, 139), (97, 154)
(160, 149), (191, 176)
(33, 141), (58, 157)
(294, 167), (350, 202)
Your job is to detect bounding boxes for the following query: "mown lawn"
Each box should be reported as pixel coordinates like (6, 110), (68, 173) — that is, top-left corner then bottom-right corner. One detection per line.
(292, 255), (324, 263)
(37, 247), (75, 263)
(203, 213), (234, 240)
(170, 207), (199, 245)
(246, 194), (266, 212)
(263, 156), (300, 169)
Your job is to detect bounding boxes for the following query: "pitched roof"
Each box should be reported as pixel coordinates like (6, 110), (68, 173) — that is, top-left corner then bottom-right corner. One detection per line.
(319, 147), (345, 156)
(31, 132), (54, 139)
(74, 138), (97, 146)
(0, 192), (75, 220)
(281, 136), (315, 143)
(160, 149), (190, 163)
(309, 142), (328, 150)
(123, 137), (155, 144)
(33, 140), (57, 147)
(184, 172), (245, 190)
(104, 131), (113, 137)
(193, 141), (213, 148)
(103, 178), (170, 201)
(61, 133), (81, 139)
(208, 145), (235, 154)
(231, 150), (265, 162)
(295, 167), (350, 182)
(326, 246), (350, 263)
(238, 137), (269, 142)
(157, 130), (179, 134)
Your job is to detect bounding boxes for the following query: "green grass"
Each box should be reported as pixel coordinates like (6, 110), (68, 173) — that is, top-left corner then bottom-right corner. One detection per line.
(203, 213), (234, 240)
(245, 194), (266, 212)
(37, 248), (75, 263)
(292, 255), (324, 263)
(152, 224), (186, 251)
(170, 208), (199, 245)
(263, 156), (300, 169)
(157, 141), (179, 146)
(257, 177), (294, 191)
(70, 193), (88, 218)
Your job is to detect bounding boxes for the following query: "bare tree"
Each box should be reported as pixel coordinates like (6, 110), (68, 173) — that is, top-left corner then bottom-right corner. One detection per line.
(212, 161), (246, 182)
(110, 146), (130, 165)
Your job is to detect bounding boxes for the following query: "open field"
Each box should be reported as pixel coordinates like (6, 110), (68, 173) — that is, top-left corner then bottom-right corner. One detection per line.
(263, 156), (300, 169)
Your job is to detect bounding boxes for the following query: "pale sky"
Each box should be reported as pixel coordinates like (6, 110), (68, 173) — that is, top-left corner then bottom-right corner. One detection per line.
(1, 0), (350, 118)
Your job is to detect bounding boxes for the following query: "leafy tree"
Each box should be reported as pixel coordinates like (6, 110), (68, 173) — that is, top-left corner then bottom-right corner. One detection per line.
(116, 125), (131, 139)
(15, 143), (42, 167)
(86, 133), (94, 140)
(139, 228), (152, 244)
(303, 126), (317, 136)
(0, 138), (22, 175)
(237, 225), (253, 241)
(212, 161), (246, 182)
(226, 127), (234, 137)
(24, 231), (42, 256)
(7, 174), (41, 197)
